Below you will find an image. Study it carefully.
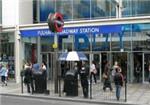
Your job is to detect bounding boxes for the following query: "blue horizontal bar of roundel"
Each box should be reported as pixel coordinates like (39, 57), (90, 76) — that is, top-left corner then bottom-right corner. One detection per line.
(20, 25), (122, 37)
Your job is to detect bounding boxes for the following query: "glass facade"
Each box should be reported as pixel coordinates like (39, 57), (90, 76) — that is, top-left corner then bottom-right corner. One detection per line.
(39, 23), (150, 53)
(0, 0), (149, 83)
(39, 22), (150, 83)
(38, 0), (150, 22)
(122, 0), (150, 17)
(0, 0), (2, 24)
(0, 32), (15, 78)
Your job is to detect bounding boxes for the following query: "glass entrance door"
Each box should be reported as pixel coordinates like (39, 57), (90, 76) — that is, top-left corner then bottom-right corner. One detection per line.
(42, 53), (54, 80)
(143, 53), (150, 83)
(133, 52), (143, 83)
(112, 52), (127, 78)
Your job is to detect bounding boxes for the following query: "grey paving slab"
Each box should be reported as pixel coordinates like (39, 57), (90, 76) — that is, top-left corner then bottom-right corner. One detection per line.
(0, 80), (150, 105)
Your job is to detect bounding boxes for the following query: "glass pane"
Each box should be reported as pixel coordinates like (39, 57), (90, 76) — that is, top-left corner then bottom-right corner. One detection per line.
(73, 0), (90, 20)
(91, 0), (116, 19)
(132, 23), (150, 51)
(41, 36), (54, 52)
(56, 0), (73, 21)
(0, 0), (2, 24)
(61, 35), (73, 51)
(74, 34), (90, 51)
(39, 0), (55, 22)
(0, 32), (15, 79)
(111, 33), (122, 51)
(122, 0), (150, 17)
(92, 34), (110, 51)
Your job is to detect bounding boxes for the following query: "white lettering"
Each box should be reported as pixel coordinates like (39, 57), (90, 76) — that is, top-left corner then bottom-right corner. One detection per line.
(80, 28), (99, 33)
(62, 29), (78, 34)
(37, 30), (51, 36)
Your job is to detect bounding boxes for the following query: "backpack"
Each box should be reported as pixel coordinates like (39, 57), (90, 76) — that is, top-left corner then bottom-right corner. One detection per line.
(114, 72), (123, 86)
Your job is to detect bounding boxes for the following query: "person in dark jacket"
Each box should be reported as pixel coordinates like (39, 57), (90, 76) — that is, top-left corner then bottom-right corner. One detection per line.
(79, 61), (89, 98)
(103, 61), (112, 91)
(24, 63), (34, 94)
(40, 62), (47, 92)
(114, 68), (124, 101)
(103, 70), (113, 91)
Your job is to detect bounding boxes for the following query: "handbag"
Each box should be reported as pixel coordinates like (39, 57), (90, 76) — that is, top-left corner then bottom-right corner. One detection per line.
(103, 73), (107, 79)
(93, 69), (97, 74)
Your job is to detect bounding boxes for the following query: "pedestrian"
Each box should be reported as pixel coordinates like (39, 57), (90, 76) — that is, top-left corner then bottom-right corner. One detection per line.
(4, 64), (9, 86)
(114, 68), (124, 101)
(24, 63), (34, 94)
(0, 64), (8, 86)
(90, 61), (97, 84)
(63, 63), (70, 93)
(135, 63), (141, 83)
(148, 64), (150, 84)
(112, 61), (122, 79)
(32, 60), (40, 74)
(102, 70), (113, 91)
(40, 62), (47, 92)
(79, 61), (89, 98)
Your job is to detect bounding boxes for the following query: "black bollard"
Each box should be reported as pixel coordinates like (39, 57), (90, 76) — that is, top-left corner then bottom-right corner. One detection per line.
(20, 71), (24, 93)
(124, 76), (127, 102)
(58, 75), (61, 97)
(90, 75), (92, 99)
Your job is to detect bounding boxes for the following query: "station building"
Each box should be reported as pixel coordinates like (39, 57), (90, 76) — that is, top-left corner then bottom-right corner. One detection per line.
(0, 0), (150, 83)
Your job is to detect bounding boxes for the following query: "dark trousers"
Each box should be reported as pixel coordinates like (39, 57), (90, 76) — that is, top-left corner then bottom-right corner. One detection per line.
(81, 79), (89, 98)
(26, 80), (34, 94)
(90, 72), (97, 83)
(1, 76), (5, 83)
(103, 80), (113, 91)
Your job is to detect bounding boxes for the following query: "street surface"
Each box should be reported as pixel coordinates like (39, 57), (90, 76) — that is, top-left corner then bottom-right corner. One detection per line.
(0, 95), (105, 105)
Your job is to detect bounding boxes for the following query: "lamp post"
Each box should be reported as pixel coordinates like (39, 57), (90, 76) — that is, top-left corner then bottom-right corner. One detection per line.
(47, 12), (64, 94)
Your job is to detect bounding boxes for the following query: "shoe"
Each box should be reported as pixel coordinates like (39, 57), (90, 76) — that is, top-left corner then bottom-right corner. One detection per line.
(117, 97), (119, 101)
(84, 96), (88, 98)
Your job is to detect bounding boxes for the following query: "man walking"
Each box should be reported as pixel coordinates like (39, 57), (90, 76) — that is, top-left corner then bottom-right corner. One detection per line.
(79, 62), (89, 98)
(114, 68), (124, 101)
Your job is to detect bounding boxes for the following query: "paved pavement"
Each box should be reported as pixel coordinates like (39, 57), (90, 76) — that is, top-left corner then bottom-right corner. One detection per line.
(0, 80), (150, 105)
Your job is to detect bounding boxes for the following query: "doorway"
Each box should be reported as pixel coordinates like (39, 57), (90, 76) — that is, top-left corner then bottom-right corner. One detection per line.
(143, 53), (150, 83)
(112, 52), (127, 76)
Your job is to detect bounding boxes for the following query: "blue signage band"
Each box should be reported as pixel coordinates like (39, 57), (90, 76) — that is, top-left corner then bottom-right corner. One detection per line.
(20, 25), (123, 37)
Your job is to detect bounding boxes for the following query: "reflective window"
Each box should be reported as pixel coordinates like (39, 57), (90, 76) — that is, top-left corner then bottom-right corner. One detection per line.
(73, 0), (90, 20)
(56, 0), (73, 21)
(38, 0), (150, 22)
(122, 0), (150, 17)
(39, 0), (55, 22)
(0, 0), (2, 24)
(132, 23), (150, 51)
(41, 36), (54, 52)
(91, 0), (116, 19)
(0, 32), (15, 79)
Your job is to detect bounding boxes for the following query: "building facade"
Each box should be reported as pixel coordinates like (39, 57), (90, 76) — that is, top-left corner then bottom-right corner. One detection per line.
(0, 0), (150, 83)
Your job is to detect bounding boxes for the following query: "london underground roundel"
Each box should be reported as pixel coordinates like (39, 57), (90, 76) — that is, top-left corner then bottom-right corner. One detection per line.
(47, 12), (64, 33)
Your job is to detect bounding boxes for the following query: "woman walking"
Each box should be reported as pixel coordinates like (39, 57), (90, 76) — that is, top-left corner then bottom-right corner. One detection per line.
(90, 61), (97, 84)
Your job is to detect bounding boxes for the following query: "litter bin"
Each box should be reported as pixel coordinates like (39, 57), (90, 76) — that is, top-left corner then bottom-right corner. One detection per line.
(64, 69), (78, 96)
(34, 72), (46, 93)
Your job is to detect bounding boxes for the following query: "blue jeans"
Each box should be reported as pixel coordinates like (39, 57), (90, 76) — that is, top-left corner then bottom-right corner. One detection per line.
(115, 85), (121, 100)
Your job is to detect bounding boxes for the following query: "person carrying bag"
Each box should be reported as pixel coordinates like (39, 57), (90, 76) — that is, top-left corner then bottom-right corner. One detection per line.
(90, 61), (97, 84)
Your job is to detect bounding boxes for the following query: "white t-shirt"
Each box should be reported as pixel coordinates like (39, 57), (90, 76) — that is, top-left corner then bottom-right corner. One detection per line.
(90, 64), (96, 72)
(5, 69), (8, 77)
(42, 65), (46, 70)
